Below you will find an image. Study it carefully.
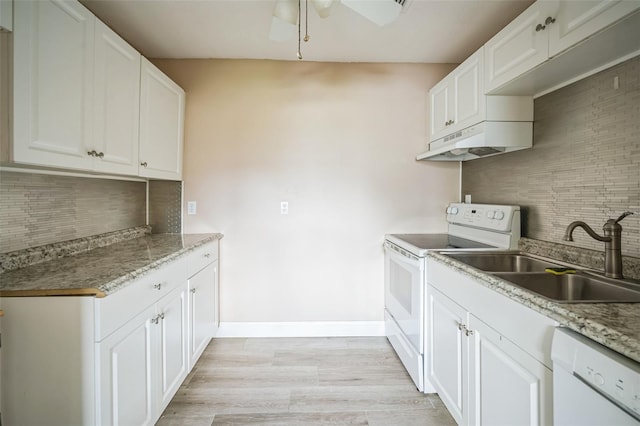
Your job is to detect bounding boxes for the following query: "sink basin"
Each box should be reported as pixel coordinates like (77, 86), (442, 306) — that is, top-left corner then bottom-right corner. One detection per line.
(444, 253), (564, 272)
(493, 272), (640, 303)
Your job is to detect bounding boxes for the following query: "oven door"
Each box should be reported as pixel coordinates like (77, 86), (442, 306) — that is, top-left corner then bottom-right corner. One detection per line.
(384, 241), (423, 353)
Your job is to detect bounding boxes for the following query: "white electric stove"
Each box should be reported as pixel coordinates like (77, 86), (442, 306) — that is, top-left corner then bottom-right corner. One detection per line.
(383, 203), (521, 392)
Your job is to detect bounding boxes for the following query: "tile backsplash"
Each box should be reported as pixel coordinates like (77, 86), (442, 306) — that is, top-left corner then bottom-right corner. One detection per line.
(462, 56), (640, 258)
(149, 180), (182, 234)
(0, 171), (146, 253)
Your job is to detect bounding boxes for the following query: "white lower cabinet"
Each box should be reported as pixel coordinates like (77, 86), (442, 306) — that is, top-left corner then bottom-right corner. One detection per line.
(158, 284), (189, 410)
(99, 282), (189, 426)
(188, 260), (219, 367)
(426, 258), (556, 426)
(427, 286), (467, 425)
(468, 314), (553, 426)
(0, 244), (218, 425)
(99, 304), (155, 426)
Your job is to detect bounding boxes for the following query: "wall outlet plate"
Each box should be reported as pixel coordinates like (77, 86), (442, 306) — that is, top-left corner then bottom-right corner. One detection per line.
(187, 201), (197, 215)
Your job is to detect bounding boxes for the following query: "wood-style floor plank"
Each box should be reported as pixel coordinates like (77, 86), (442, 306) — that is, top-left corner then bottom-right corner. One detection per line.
(157, 337), (456, 426)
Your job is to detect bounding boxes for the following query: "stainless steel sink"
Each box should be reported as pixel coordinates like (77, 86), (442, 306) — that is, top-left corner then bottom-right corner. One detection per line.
(444, 253), (564, 272)
(493, 272), (640, 303)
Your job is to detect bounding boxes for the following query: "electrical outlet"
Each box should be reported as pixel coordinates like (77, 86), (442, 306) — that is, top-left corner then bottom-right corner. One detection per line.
(187, 201), (197, 215)
(281, 201), (288, 215)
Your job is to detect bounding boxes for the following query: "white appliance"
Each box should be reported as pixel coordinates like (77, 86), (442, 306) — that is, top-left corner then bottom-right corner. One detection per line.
(552, 327), (640, 425)
(416, 121), (533, 161)
(384, 203), (521, 392)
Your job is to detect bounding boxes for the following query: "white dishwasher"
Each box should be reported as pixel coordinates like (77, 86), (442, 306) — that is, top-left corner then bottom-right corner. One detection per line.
(552, 327), (640, 425)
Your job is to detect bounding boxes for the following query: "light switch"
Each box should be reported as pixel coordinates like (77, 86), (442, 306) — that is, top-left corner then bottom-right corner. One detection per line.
(187, 201), (197, 215)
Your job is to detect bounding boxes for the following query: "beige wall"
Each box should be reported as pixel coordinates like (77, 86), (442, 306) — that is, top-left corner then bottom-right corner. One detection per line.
(154, 59), (459, 322)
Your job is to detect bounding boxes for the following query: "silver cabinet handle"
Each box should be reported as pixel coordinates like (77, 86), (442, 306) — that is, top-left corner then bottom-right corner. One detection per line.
(153, 283), (162, 290)
(545, 16), (555, 26)
(204, 253), (211, 258)
(456, 321), (465, 331)
(536, 23), (546, 32)
(191, 288), (196, 294)
(87, 150), (97, 157)
(97, 152), (104, 158)
(159, 313), (165, 320)
(140, 162), (148, 167)
(151, 315), (160, 324)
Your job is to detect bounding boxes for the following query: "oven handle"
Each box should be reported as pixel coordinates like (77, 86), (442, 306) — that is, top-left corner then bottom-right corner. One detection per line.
(384, 241), (423, 269)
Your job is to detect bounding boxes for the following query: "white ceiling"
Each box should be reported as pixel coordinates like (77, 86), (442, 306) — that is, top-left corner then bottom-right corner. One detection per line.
(81, 0), (534, 63)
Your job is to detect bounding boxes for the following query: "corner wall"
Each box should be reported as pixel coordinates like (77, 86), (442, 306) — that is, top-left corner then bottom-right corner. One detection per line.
(154, 59), (460, 322)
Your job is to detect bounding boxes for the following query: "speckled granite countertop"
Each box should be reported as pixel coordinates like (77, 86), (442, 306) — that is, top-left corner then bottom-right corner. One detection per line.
(0, 233), (223, 298)
(428, 251), (640, 363)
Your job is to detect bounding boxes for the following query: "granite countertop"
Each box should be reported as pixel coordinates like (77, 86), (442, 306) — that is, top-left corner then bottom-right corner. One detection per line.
(0, 233), (223, 298)
(428, 251), (640, 363)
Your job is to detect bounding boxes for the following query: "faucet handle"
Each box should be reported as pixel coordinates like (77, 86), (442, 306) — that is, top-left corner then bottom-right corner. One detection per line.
(614, 211), (635, 223)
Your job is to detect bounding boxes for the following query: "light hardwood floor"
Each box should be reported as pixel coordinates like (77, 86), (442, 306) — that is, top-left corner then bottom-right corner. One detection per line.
(157, 337), (456, 425)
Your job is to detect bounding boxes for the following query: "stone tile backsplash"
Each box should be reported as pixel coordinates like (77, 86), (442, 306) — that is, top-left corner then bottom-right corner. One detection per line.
(0, 171), (146, 253)
(149, 180), (183, 234)
(462, 56), (640, 258)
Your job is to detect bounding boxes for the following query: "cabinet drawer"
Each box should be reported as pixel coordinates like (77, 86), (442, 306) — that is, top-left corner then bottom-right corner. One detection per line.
(187, 241), (218, 278)
(95, 258), (187, 341)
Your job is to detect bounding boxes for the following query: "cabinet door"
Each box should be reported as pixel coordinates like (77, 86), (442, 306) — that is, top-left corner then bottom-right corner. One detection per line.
(548, 0), (640, 57)
(452, 48), (484, 133)
(99, 305), (156, 426)
(0, 0), (12, 31)
(139, 58), (184, 180)
(93, 18), (141, 175)
(13, 0), (95, 170)
(157, 283), (189, 412)
(484, 1), (558, 93)
(429, 79), (452, 141)
(468, 314), (552, 426)
(188, 261), (217, 368)
(427, 285), (468, 425)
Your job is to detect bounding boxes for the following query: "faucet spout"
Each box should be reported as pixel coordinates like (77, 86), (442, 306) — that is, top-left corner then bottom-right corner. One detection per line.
(563, 221), (610, 243)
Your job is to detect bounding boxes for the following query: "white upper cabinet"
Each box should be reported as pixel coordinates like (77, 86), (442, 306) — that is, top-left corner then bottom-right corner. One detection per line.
(549, 0), (640, 57)
(484, 1), (559, 94)
(92, 19), (141, 176)
(0, 0), (12, 32)
(12, 0), (185, 179)
(13, 0), (95, 171)
(485, 0), (640, 94)
(430, 48), (484, 142)
(139, 58), (185, 181)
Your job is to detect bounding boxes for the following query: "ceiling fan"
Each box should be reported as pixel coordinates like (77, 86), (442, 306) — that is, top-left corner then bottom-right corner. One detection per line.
(269, 0), (406, 58)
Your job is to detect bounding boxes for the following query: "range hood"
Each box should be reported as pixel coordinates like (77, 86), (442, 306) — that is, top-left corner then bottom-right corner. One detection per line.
(416, 121), (533, 162)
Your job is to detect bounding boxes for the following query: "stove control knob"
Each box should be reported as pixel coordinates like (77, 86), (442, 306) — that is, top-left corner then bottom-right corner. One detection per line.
(446, 207), (452, 214)
(594, 373), (605, 387)
(494, 211), (505, 220)
(451, 207), (459, 215)
(487, 210), (495, 219)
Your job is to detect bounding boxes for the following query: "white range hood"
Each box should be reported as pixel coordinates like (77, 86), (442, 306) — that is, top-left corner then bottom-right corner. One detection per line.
(416, 121), (533, 161)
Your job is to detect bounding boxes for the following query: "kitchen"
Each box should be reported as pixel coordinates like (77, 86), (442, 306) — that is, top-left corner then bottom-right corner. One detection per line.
(0, 0), (639, 425)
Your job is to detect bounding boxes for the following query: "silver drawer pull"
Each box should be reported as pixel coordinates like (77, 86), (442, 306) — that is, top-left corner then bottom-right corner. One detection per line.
(153, 283), (162, 290)
(151, 315), (160, 324)
(191, 288), (196, 294)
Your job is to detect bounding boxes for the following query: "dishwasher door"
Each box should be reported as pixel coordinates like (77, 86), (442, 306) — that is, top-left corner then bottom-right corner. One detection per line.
(552, 327), (640, 426)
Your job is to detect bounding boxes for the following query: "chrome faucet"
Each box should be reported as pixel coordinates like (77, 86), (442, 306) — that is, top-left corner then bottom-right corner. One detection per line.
(564, 212), (635, 279)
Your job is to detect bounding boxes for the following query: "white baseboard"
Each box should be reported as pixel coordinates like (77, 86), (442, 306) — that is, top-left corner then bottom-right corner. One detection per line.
(216, 321), (385, 338)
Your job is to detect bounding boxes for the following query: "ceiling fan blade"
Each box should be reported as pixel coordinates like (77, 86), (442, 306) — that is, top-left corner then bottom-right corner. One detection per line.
(311, 0), (339, 18)
(340, 0), (402, 26)
(269, 0), (298, 41)
(273, 0), (299, 24)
